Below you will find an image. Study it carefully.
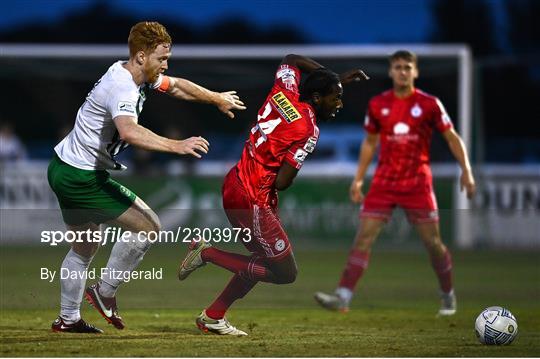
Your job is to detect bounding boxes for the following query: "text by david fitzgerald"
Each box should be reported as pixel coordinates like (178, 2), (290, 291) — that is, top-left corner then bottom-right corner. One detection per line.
(40, 267), (163, 283)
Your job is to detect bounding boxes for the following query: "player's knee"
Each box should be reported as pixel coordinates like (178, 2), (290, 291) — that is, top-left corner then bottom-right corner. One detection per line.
(72, 242), (99, 258)
(355, 235), (375, 251)
(140, 213), (161, 233)
(274, 267), (297, 284)
(150, 216), (161, 233)
(423, 236), (445, 253)
(276, 273), (297, 284)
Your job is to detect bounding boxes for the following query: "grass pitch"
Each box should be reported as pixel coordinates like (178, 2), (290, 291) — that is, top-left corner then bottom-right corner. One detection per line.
(1, 246), (539, 357)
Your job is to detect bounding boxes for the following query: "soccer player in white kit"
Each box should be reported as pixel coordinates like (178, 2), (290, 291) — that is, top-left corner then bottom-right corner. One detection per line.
(48, 21), (246, 333)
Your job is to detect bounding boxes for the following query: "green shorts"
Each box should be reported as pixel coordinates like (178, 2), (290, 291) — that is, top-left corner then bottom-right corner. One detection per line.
(47, 155), (137, 225)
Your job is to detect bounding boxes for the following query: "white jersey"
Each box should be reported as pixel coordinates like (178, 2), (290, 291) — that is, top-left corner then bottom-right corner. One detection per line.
(55, 61), (166, 170)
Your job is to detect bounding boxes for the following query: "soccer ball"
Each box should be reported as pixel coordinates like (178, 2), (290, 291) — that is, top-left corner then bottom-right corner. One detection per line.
(475, 306), (518, 345)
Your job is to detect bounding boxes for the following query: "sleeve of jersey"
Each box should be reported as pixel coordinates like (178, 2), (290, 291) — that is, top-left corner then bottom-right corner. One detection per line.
(109, 85), (139, 119)
(283, 131), (318, 170)
(433, 98), (453, 132)
(363, 100), (380, 133)
(274, 65), (301, 94)
(150, 74), (171, 93)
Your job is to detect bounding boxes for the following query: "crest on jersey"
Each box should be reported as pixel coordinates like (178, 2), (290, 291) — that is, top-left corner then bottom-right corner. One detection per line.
(303, 136), (317, 153)
(393, 122), (410, 135)
(411, 104), (422, 118)
(381, 108), (390, 116)
(271, 92), (302, 123)
(275, 239), (286, 252)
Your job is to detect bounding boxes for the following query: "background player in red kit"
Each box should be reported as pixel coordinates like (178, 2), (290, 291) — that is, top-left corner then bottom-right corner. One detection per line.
(178, 54), (368, 335)
(314, 50), (476, 316)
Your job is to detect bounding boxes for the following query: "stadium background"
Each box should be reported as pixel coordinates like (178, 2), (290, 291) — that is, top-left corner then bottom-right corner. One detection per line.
(1, 0), (539, 356)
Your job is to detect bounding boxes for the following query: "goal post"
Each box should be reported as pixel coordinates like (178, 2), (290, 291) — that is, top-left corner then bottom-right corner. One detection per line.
(0, 43), (474, 248)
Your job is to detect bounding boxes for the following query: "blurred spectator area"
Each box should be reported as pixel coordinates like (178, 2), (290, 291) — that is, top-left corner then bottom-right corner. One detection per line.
(0, 49), (538, 165)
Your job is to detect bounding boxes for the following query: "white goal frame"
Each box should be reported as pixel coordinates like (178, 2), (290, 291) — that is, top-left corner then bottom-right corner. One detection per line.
(0, 43), (474, 247)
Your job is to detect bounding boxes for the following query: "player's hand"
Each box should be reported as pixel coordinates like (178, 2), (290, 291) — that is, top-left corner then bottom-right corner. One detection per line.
(461, 169), (476, 199)
(216, 91), (247, 119)
(339, 69), (370, 85)
(174, 136), (209, 158)
(349, 179), (365, 204)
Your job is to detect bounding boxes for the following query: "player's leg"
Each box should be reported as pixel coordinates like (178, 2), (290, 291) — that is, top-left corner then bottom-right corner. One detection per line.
(180, 168), (290, 284)
(315, 217), (385, 311)
(414, 221), (456, 315)
(85, 195), (160, 329)
(52, 221), (103, 333)
(186, 168), (296, 335)
(196, 252), (297, 336)
(315, 185), (392, 312)
(48, 157), (104, 332)
(405, 188), (456, 315)
(100, 195), (160, 296)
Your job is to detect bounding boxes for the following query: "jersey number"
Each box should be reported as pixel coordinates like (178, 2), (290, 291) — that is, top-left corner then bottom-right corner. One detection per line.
(251, 103), (282, 147)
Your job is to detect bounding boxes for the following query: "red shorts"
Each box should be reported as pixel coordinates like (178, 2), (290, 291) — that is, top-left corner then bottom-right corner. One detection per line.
(360, 184), (439, 224)
(222, 167), (292, 260)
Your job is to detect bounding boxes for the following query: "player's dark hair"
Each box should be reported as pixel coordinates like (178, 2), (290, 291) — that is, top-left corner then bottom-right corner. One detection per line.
(299, 68), (340, 101)
(389, 50), (418, 65)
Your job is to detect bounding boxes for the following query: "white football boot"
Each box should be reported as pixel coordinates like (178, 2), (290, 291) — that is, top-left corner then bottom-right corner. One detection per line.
(438, 290), (457, 316)
(314, 291), (350, 313)
(178, 240), (212, 281)
(195, 310), (248, 336)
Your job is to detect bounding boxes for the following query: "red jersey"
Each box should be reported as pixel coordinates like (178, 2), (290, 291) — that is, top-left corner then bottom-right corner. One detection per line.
(364, 88), (453, 190)
(236, 64), (319, 205)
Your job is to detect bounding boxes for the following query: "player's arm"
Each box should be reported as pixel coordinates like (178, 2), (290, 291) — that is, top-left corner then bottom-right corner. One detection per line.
(114, 116), (209, 158)
(350, 133), (379, 203)
(280, 54), (325, 73)
(164, 76), (246, 119)
(275, 162), (299, 191)
(339, 69), (370, 85)
(281, 54), (368, 82)
(442, 128), (476, 198)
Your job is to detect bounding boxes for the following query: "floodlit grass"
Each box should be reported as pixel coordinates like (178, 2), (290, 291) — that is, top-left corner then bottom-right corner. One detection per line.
(1, 246), (539, 356)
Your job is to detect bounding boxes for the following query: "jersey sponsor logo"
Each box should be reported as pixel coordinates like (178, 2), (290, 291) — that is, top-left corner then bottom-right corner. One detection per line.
(303, 136), (317, 153)
(293, 148), (308, 163)
(389, 122), (418, 142)
(274, 239), (286, 251)
(118, 101), (135, 114)
(271, 92), (302, 123)
(411, 103), (422, 118)
(393, 122), (410, 135)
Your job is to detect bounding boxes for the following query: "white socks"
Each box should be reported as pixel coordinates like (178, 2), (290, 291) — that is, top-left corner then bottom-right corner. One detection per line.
(335, 287), (353, 304)
(60, 249), (93, 323)
(99, 232), (152, 298)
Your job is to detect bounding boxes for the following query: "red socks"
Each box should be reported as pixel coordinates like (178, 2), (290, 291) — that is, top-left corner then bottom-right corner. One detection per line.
(201, 247), (273, 282)
(338, 248), (370, 290)
(206, 274), (257, 320)
(430, 249), (453, 293)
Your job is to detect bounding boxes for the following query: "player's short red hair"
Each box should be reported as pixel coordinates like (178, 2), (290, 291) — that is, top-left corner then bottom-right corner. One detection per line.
(128, 21), (172, 57)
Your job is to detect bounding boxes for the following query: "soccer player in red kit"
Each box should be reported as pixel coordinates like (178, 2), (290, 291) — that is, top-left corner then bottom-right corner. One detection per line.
(314, 50), (476, 316)
(177, 54), (368, 335)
